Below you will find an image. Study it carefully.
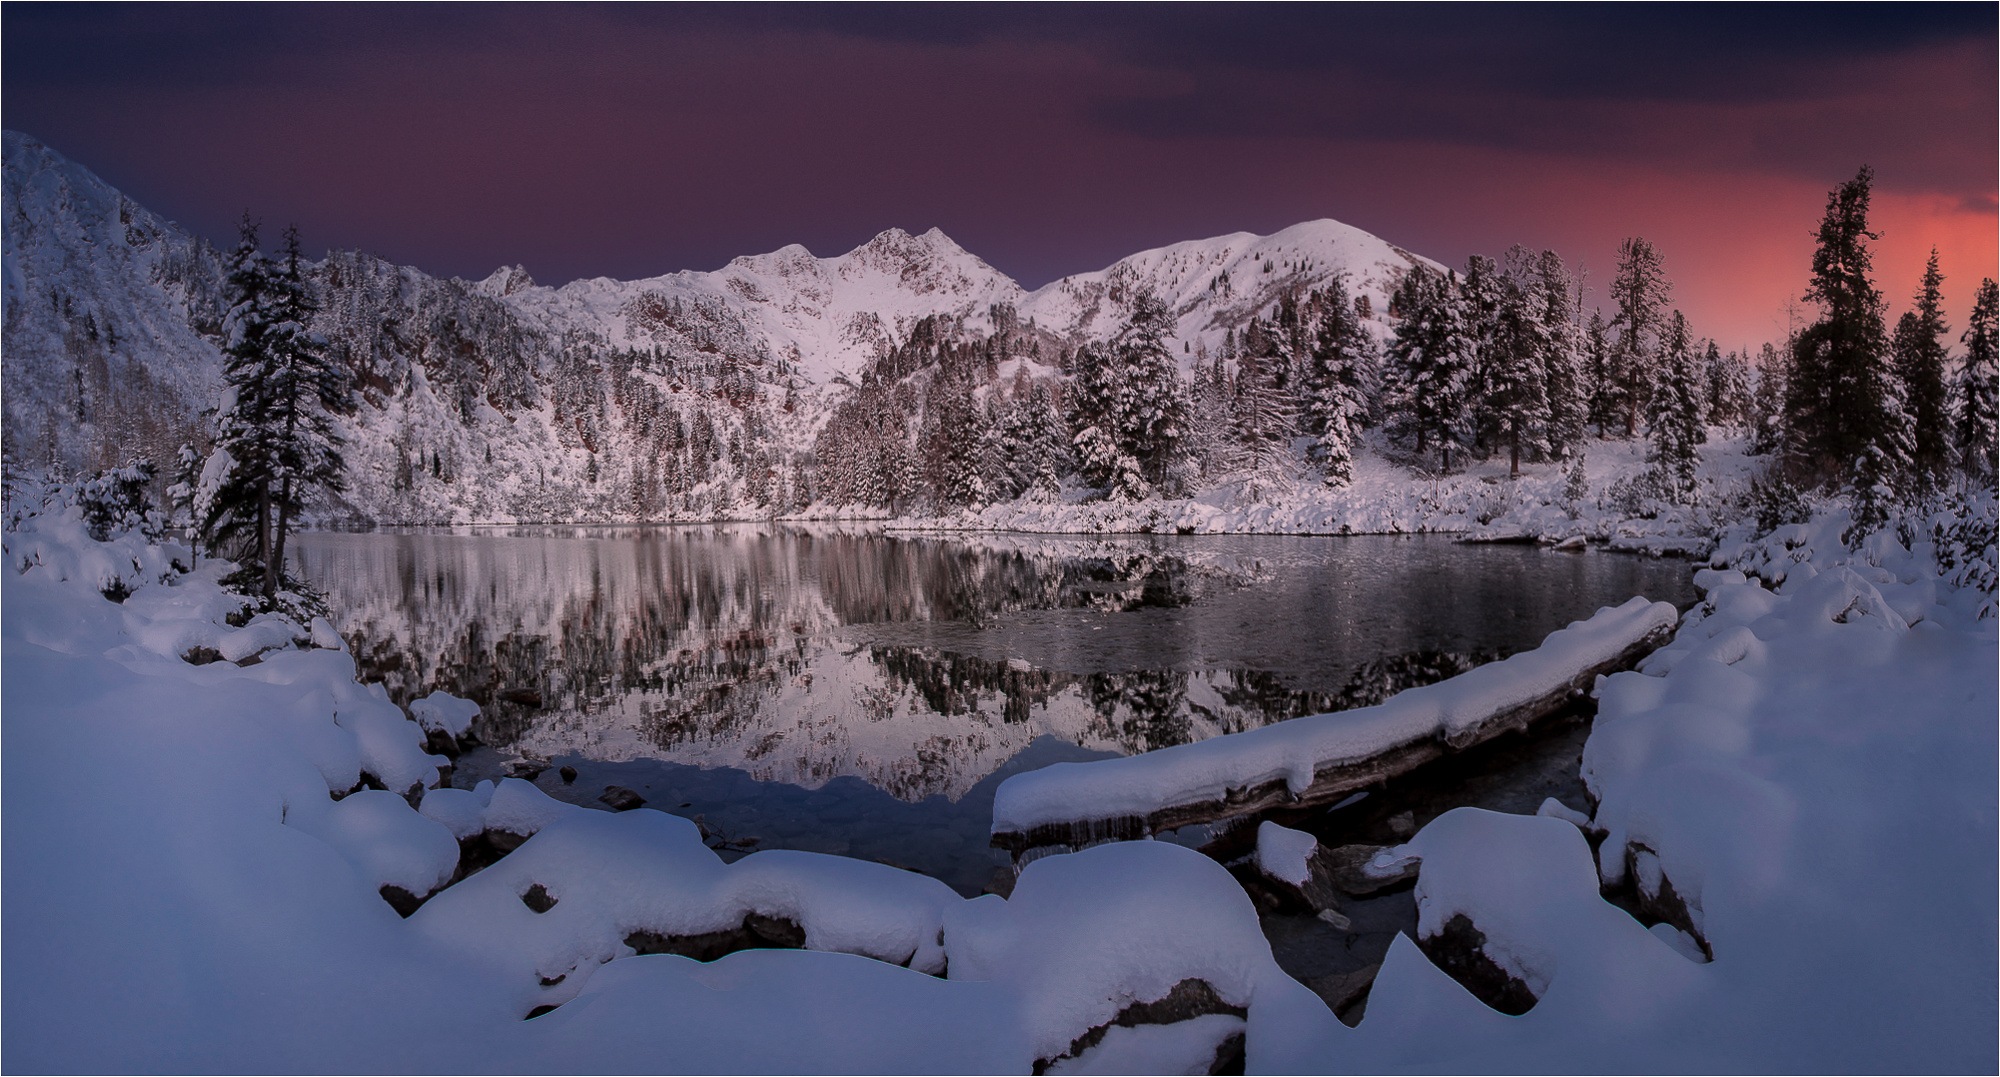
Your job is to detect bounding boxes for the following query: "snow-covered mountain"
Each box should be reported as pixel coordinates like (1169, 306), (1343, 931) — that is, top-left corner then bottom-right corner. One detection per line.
(2, 130), (1433, 522)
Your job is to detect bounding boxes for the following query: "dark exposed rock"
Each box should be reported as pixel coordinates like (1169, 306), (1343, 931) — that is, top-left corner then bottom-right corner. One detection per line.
(624, 912), (807, 963)
(181, 645), (223, 666)
(1417, 912), (1538, 1015)
(500, 688), (543, 707)
(487, 828), (532, 854)
(520, 883), (558, 913)
(1622, 843), (1712, 960)
(599, 786), (646, 812)
(379, 883), (428, 918)
(1208, 1031), (1247, 1076)
(1034, 978), (1248, 1075)
(1320, 843), (1420, 897)
(423, 728), (461, 760)
(558, 765), (578, 783)
(1305, 966), (1381, 1026)
(524, 1004), (559, 1020)
(508, 761), (545, 781)
(1385, 811), (1417, 840)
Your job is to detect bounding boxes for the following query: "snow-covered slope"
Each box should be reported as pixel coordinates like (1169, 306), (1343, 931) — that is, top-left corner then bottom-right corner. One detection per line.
(1, 131), (227, 473)
(1019, 218), (1438, 359)
(492, 227), (1031, 385)
(2, 130), (1433, 522)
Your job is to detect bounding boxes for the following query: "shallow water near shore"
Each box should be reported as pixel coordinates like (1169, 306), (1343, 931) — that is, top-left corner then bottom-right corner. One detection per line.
(292, 525), (1698, 894)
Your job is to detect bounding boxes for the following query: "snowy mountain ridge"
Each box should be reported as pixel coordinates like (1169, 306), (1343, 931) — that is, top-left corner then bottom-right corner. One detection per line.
(471, 217), (1430, 385)
(3, 129), (1431, 523)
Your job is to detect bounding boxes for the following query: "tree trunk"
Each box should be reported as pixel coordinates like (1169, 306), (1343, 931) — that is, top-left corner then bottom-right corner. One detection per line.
(1510, 430), (1521, 479)
(257, 482), (272, 591)
(267, 478), (293, 600)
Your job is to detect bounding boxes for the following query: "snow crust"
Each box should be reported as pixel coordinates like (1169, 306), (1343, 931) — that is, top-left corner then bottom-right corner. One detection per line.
(992, 596), (1678, 833)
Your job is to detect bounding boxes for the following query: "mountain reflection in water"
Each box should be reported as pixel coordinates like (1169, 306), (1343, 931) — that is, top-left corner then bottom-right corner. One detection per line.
(294, 526), (1697, 803)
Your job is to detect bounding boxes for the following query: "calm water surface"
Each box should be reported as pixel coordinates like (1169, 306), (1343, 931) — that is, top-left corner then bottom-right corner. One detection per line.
(292, 526), (1698, 893)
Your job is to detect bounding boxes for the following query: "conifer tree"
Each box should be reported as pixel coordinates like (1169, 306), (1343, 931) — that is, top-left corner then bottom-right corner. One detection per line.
(1605, 238), (1672, 438)
(1233, 314), (1295, 474)
(1383, 264), (1475, 472)
(206, 214), (278, 569)
(206, 218), (351, 596)
(1648, 311), (1706, 501)
(1486, 248), (1554, 478)
(1750, 342), (1790, 455)
(1115, 290), (1190, 490)
(1956, 277), (1998, 481)
(1302, 276), (1371, 486)
(1705, 345), (1754, 431)
(1537, 250), (1591, 458)
(259, 225), (352, 598)
(1785, 166), (1910, 510)
(1892, 249), (1952, 484)
(1070, 342), (1146, 498)
(1583, 310), (1615, 435)
(1456, 254), (1505, 452)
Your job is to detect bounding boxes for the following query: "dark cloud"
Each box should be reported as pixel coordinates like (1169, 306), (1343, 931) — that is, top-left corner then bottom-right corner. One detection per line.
(1, 3), (1990, 348)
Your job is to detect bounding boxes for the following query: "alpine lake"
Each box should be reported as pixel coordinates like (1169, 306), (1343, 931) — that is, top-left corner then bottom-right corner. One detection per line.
(291, 526), (1700, 898)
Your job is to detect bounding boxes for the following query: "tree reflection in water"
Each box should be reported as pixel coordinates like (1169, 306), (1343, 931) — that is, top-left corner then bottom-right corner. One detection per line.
(297, 526), (1698, 805)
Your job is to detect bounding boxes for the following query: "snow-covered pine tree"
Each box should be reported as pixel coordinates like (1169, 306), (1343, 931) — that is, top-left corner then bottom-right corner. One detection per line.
(991, 382), (1032, 503)
(1785, 166), (1910, 513)
(1583, 309), (1615, 436)
(205, 214), (279, 570)
(1456, 254), (1504, 454)
(167, 440), (205, 560)
(1606, 237), (1672, 439)
(1115, 290), (1190, 491)
(1302, 276), (1371, 487)
(1955, 277), (1998, 482)
(1383, 264), (1474, 472)
(1486, 248), (1554, 478)
(919, 374), (988, 511)
(1648, 310), (1706, 501)
(1892, 249), (1953, 485)
(1563, 454), (1589, 515)
(1069, 341), (1145, 498)
(1751, 342), (1789, 455)
(259, 225), (352, 597)
(1182, 353), (1230, 481)
(1705, 345), (1754, 431)
(1232, 318), (1293, 475)
(1537, 250), (1590, 459)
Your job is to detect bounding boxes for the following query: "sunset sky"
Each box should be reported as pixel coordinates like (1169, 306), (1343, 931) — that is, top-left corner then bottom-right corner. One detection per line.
(6, 4), (1994, 351)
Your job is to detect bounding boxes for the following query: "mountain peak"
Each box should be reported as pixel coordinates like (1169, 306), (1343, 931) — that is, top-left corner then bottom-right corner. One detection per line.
(474, 264), (537, 297)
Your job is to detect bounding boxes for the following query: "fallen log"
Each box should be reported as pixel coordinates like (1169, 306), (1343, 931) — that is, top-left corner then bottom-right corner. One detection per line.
(990, 596), (1678, 861)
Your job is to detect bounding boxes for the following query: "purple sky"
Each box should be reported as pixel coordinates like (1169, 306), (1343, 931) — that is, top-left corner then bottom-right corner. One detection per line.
(6, 4), (1995, 349)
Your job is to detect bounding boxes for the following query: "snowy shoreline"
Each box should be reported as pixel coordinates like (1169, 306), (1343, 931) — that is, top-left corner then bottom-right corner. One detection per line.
(4, 478), (1994, 1072)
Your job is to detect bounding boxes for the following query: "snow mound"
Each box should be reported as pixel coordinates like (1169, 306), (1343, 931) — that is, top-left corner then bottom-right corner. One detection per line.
(409, 691), (480, 738)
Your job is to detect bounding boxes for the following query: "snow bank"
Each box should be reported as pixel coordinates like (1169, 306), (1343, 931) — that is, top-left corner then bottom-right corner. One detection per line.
(5, 478), (1992, 1072)
(1330, 506), (1996, 1071)
(992, 596), (1677, 836)
(2, 490), (1342, 1071)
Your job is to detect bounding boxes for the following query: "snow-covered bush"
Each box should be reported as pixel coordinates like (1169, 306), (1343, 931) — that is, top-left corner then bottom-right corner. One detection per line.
(73, 460), (168, 542)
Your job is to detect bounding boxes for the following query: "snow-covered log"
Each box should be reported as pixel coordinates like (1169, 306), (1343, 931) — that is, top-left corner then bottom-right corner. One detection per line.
(991, 596), (1679, 859)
